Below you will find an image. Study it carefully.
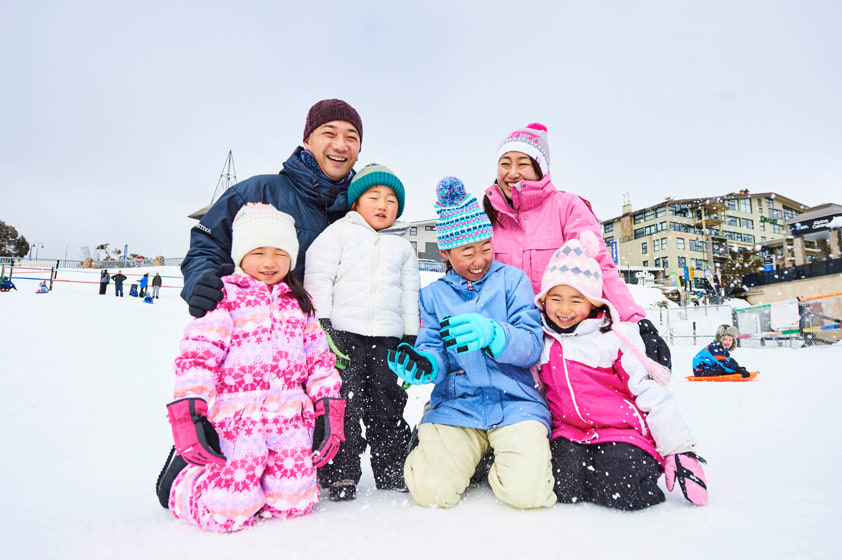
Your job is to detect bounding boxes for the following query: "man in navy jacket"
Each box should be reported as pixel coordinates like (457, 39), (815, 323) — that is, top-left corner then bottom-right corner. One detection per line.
(180, 99), (363, 318)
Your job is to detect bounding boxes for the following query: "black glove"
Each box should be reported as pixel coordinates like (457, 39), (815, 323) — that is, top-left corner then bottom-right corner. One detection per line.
(736, 366), (750, 378)
(400, 334), (417, 347)
(187, 264), (234, 318)
(319, 319), (351, 371)
(638, 319), (672, 369)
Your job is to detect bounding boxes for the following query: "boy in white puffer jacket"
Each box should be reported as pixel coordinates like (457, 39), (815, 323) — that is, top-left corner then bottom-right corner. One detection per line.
(304, 163), (420, 501)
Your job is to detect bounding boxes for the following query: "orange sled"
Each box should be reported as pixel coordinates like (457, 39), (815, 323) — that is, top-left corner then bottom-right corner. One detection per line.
(685, 371), (759, 382)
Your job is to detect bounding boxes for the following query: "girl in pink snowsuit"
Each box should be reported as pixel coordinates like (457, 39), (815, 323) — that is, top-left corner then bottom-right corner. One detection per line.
(158, 203), (344, 533)
(482, 123), (671, 367)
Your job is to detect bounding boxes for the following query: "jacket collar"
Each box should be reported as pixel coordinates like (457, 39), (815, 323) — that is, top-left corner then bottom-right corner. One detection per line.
(223, 272), (294, 297)
(281, 146), (352, 217)
(485, 173), (556, 216)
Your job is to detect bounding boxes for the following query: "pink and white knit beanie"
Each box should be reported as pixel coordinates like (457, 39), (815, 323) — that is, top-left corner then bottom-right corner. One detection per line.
(231, 203), (299, 270)
(534, 230), (613, 315)
(497, 123), (551, 177)
(535, 230), (671, 386)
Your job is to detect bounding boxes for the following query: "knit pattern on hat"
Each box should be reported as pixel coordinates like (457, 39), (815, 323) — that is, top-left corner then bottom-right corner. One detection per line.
(536, 230), (672, 386)
(348, 163), (406, 217)
(231, 203), (299, 270)
(434, 177), (494, 250)
(302, 98), (363, 144)
(497, 123), (550, 176)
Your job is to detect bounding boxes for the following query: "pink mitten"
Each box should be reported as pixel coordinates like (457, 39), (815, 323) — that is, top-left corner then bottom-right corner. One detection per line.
(166, 398), (226, 467)
(664, 452), (708, 506)
(312, 397), (346, 468)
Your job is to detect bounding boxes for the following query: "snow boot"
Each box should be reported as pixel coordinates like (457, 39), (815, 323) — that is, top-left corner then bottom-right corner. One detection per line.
(155, 445), (187, 509)
(328, 480), (357, 502)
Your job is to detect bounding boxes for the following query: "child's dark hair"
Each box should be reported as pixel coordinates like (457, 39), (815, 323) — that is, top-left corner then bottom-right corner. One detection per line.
(595, 305), (613, 333)
(482, 156), (544, 227)
(285, 272), (315, 316)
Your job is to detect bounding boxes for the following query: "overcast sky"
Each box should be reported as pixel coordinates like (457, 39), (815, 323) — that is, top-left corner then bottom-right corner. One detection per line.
(2, 0), (840, 261)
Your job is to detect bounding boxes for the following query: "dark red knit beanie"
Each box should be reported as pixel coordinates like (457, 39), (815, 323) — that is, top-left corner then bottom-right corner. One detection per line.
(302, 99), (363, 144)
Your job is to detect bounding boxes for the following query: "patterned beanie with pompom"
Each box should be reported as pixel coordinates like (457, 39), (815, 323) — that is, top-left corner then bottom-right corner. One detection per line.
(434, 177), (494, 250)
(536, 231), (672, 386)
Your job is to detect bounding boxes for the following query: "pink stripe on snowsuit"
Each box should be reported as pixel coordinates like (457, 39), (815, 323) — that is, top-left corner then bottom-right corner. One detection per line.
(484, 175), (646, 322)
(169, 274), (340, 532)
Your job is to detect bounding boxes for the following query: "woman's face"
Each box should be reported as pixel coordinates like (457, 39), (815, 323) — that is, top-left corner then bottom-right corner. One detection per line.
(496, 151), (540, 200)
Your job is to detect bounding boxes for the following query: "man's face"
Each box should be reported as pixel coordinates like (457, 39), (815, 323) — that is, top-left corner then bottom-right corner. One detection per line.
(303, 120), (361, 181)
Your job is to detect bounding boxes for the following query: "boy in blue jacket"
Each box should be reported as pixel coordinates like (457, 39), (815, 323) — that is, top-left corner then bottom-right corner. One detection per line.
(692, 324), (751, 378)
(387, 177), (555, 510)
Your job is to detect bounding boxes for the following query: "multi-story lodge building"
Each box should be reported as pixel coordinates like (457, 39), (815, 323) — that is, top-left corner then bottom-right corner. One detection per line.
(599, 190), (809, 290)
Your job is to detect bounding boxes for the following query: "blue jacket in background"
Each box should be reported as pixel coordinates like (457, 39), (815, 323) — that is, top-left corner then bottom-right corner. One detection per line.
(180, 147), (351, 304)
(692, 341), (741, 373)
(415, 260), (550, 432)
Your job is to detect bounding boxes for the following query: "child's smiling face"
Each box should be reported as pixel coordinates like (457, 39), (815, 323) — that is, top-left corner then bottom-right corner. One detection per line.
(441, 239), (494, 282)
(240, 247), (291, 286)
(721, 335), (735, 349)
(541, 284), (595, 330)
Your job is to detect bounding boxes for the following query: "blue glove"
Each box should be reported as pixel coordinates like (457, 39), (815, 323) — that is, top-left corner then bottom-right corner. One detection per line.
(387, 343), (438, 386)
(440, 313), (506, 355)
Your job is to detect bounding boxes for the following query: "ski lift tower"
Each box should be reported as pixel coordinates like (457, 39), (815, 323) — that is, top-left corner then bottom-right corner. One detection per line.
(188, 150), (238, 220)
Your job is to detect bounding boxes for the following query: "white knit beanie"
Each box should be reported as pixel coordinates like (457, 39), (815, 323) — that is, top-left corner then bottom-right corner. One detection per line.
(231, 203), (299, 271)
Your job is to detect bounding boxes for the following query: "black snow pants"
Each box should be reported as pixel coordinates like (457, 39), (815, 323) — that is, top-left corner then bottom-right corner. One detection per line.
(551, 438), (665, 511)
(318, 332), (411, 490)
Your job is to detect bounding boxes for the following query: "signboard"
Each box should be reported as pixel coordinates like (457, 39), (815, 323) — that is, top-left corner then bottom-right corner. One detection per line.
(610, 241), (618, 265)
(791, 214), (842, 237)
(135, 256), (143, 264)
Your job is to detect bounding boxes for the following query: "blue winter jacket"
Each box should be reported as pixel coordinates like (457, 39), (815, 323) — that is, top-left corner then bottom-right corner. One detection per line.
(692, 341), (741, 373)
(180, 147), (351, 304)
(416, 260), (550, 432)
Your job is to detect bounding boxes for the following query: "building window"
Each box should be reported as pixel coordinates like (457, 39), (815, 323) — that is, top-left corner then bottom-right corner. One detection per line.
(661, 237), (668, 250)
(425, 225), (435, 231)
(654, 258), (660, 267)
(771, 223), (785, 234)
(634, 213), (646, 224)
(783, 206), (799, 221)
(768, 208), (783, 220)
(642, 260), (648, 267)
(678, 256), (686, 268)
(641, 242), (648, 254)
(759, 222), (765, 231)
(662, 256), (668, 269)
(653, 239), (659, 252)
(740, 199), (752, 213)
(741, 218), (753, 229)
(743, 234), (755, 244)
(676, 237), (685, 250)
(604, 236), (614, 245)
(725, 215), (739, 227)
(689, 240), (707, 252)
(410, 227), (417, 236)
(657, 221), (667, 232)
(725, 200), (737, 211)
(410, 241), (417, 250)
(766, 197), (775, 208)
(604, 222), (614, 233)
(655, 206), (666, 218)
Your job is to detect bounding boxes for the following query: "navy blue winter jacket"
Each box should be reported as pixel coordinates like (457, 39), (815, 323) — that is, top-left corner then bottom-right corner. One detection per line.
(180, 147), (352, 304)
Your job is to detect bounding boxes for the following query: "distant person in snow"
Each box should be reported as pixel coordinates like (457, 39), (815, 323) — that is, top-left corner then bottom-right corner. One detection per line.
(99, 270), (110, 295)
(156, 203), (344, 533)
(180, 98), (363, 318)
(692, 324), (751, 378)
(481, 123), (671, 369)
(304, 163), (420, 501)
(151, 272), (162, 299)
(0, 276), (17, 291)
(534, 232), (707, 510)
(139, 273), (149, 298)
(111, 270), (127, 297)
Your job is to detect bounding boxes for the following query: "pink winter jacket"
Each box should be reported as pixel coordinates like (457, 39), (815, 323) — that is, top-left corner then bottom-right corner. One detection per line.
(484, 175), (645, 322)
(173, 274), (341, 448)
(539, 316), (696, 464)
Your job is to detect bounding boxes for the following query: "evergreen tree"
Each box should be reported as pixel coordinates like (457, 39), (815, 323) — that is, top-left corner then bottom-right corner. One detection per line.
(0, 220), (29, 257)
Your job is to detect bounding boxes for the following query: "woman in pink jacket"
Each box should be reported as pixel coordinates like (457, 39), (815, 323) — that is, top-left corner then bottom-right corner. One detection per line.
(482, 123), (671, 367)
(155, 203), (345, 533)
(534, 232), (707, 510)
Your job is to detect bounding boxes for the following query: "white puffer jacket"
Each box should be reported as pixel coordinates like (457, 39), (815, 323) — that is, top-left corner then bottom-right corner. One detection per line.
(304, 211), (420, 338)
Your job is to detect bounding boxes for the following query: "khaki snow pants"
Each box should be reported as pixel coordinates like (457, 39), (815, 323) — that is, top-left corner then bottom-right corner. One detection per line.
(404, 420), (556, 510)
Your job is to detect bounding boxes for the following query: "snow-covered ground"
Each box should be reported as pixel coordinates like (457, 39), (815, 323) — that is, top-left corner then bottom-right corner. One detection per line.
(1, 267), (840, 560)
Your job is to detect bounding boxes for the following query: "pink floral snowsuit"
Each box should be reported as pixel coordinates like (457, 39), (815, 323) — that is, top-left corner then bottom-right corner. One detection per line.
(169, 273), (340, 532)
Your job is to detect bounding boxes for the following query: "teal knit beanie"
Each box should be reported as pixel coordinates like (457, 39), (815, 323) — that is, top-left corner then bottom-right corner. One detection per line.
(348, 163), (406, 218)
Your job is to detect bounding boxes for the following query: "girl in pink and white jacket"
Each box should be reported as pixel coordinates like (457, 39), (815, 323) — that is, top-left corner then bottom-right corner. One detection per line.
(534, 231), (708, 510)
(482, 123), (671, 368)
(155, 203), (345, 533)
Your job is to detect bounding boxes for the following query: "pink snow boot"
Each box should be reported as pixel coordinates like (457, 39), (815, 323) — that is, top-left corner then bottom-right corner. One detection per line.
(664, 452), (708, 506)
